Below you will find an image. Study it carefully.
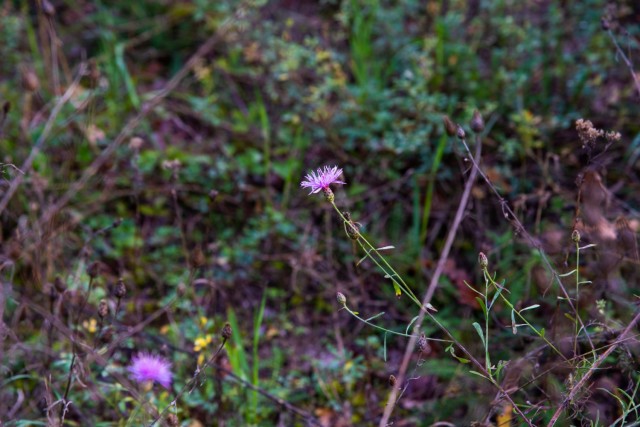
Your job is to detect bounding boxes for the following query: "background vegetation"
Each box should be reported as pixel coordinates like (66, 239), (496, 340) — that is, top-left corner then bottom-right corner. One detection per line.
(1, 0), (639, 425)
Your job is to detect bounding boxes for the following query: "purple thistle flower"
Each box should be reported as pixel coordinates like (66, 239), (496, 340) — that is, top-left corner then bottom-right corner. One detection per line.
(128, 353), (173, 389)
(300, 165), (346, 195)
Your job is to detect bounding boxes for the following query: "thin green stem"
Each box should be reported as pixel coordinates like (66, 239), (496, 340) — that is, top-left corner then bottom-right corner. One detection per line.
(484, 274), (491, 378)
(574, 241), (580, 358)
(482, 268), (567, 362)
(341, 304), (451, 342)
(330, 202), (422, 307)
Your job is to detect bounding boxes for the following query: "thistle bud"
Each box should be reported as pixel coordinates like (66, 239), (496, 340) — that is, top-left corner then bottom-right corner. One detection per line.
(336, 292), (347, 305)
(571, 229), (581, 243)
(54, 276), (66, 293)
(98, 299), (109, 318)
(478, 252), (488, 269)
(114, 278), (127, 299)
(322, 187), (334, 203)
(221, 323), (232, 340)
(443, 116), (458, 137)
(601, 17), (610, 31)
(87, 262), (100, 279)
(389, 375), (397, 387)
(417, 333), (429, 354)
(456, 125), (466, 140)
(470, 109), (485, 133)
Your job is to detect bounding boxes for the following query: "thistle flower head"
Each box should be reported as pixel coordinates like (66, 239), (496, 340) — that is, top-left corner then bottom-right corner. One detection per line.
(300, 166), (345, 195)
(128, 353), (172, 388)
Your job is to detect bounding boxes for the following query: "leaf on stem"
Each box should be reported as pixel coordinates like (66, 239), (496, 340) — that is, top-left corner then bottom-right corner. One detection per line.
(472, 322), (486, 347)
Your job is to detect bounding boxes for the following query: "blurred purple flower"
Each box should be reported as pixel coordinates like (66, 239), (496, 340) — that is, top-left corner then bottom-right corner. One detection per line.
(300, 165), (346, 195)
(128, 353), (172, 388)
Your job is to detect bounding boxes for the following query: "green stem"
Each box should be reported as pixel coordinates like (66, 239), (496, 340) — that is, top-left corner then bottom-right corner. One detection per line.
(483, 268), (567, 362)
(342, 304), (451, 342)
(574, 241), (580, 358)
(330, 202), (422, 308)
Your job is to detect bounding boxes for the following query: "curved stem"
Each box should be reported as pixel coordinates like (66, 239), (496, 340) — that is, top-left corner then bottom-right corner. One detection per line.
(341, 305), (451, 342)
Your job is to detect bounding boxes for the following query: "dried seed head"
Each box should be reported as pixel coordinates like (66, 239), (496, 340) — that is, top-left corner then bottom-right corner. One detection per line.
(87, 262), (100, 279)
(54, 276), (67, 293)
(478, 252), (488, 269)
(575, 118), (603, 150)
(456, 125), (466, 140)
(470, 109), (485, 133)
(571, 229), (581, 243)
(165, 413), (179, 427)
(605, 130), (621, 142)
(443, 116), (458, 137)
(336, 292), (347, 305)
(114, 278), (127, 299)
(221, 322), (232, 341)
(417, 333), (429, 354)
(389, 375), (397, 387)
(98, 299), (109, 318)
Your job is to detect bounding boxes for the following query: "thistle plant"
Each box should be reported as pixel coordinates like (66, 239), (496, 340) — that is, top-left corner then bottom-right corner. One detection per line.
(301, 166), (422, 305)
(301, 163), (534, 426)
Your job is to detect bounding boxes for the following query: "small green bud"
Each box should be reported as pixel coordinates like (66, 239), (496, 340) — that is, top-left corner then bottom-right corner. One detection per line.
(323, 187), (334, 203)
(478, 252), (488, 269)
(571, 229), (581, 243)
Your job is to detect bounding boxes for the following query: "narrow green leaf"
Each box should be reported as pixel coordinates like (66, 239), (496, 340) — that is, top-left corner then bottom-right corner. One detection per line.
(383, 332), (387, 361)
(469, 370), (489, 379)
(365, 312), (386, 322)
(579, 243), (597, 250)
(472, 322), (486, 347)
(558, 269), (577, 277)
(475, 297), (488, 317)
(405, 315), (420, 335)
